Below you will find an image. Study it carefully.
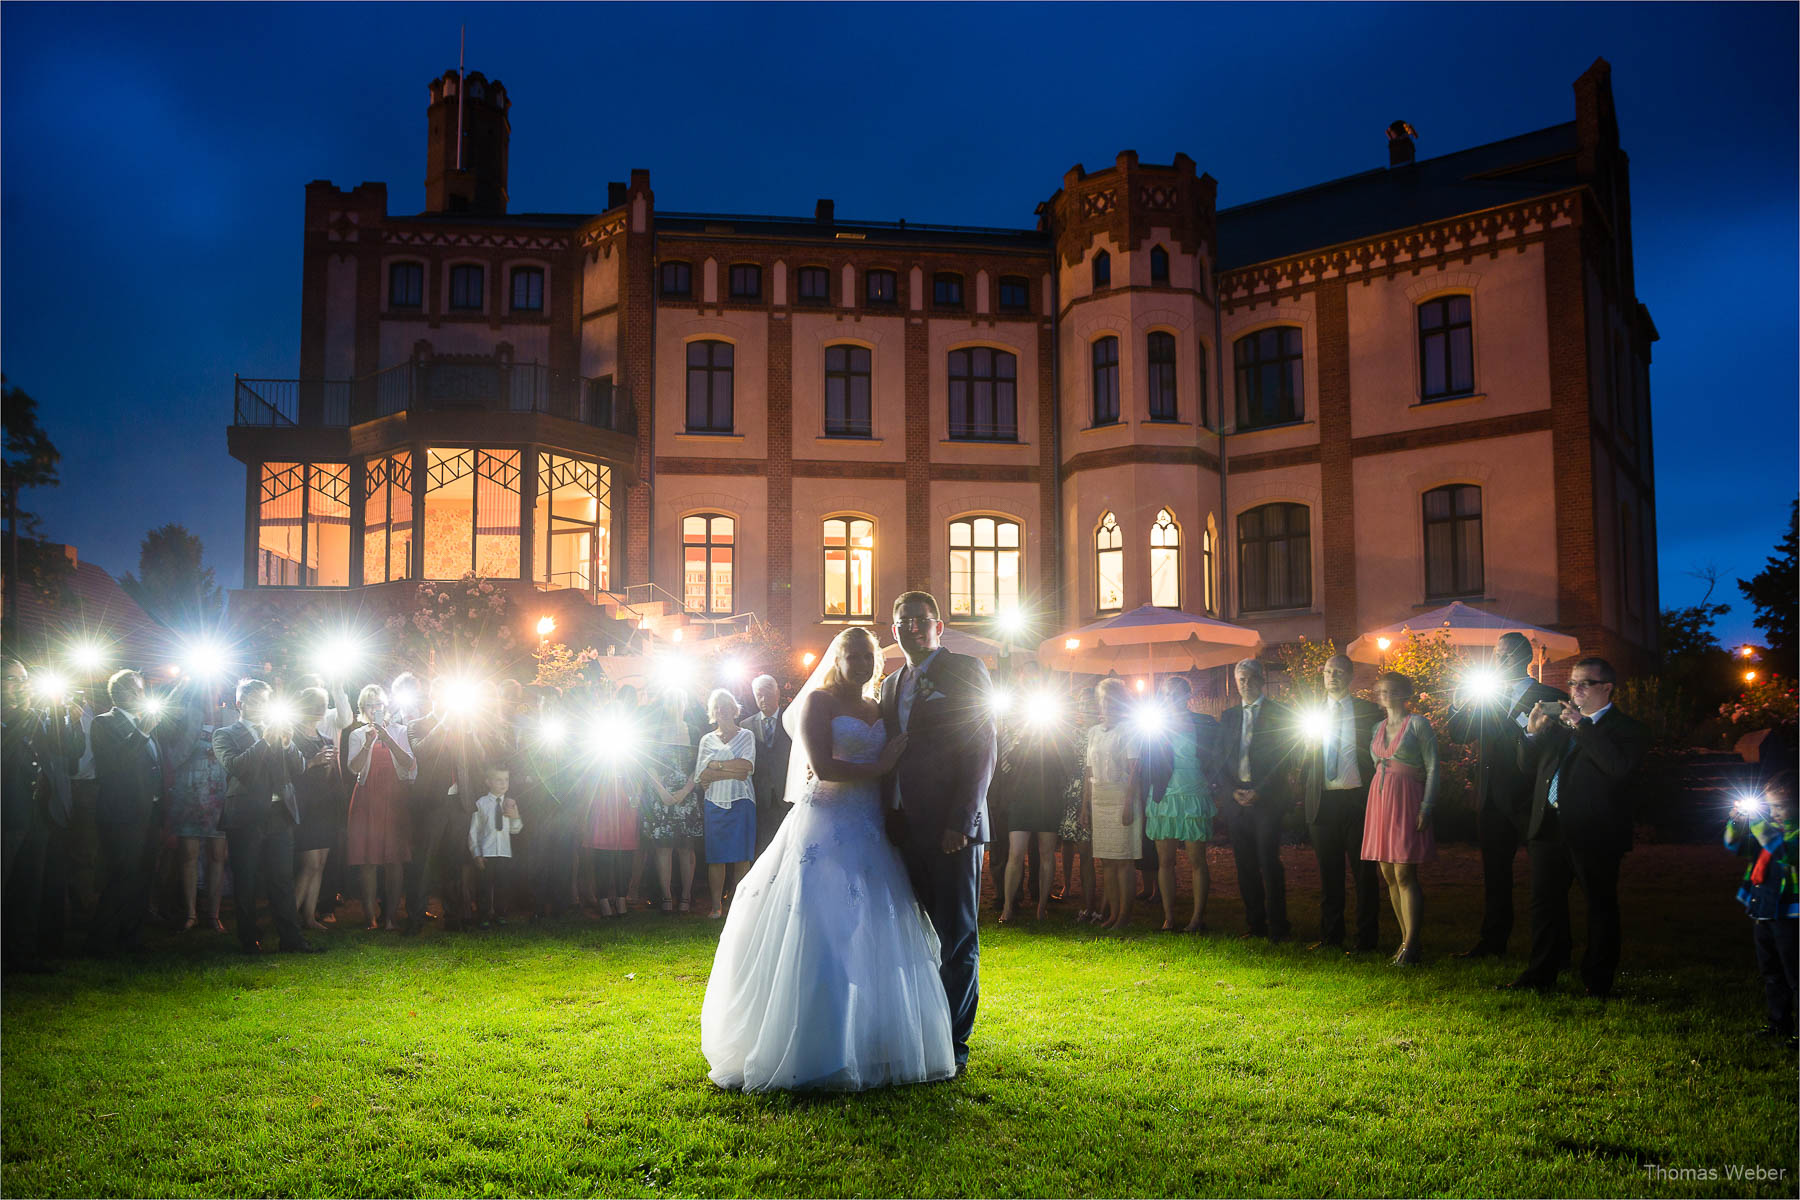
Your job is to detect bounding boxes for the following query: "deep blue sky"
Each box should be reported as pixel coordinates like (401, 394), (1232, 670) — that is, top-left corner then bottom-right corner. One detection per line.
(4, 3), (1794, 647)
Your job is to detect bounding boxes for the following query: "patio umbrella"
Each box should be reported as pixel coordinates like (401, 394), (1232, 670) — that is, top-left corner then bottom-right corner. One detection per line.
(879, 626), (1036, 670)
(1344, 601), (1581, 665)
(1034, 605), (1262, 676)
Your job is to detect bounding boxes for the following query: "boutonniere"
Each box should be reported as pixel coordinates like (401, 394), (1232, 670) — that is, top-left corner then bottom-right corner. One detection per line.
(912, 669), (949, 705)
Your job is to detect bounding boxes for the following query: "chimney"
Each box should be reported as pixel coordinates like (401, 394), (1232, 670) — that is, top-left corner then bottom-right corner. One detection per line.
(815, 198), (835, 226)
(607, 181), (628, 210)
(1387, 120), (1417, 167)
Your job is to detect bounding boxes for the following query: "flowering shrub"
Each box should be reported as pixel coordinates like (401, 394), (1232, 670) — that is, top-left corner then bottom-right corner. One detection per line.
(1719, 673), (1798, 731)
(386, 574), (520, 673)
(532, 639), (600, 690)
(1275, 635), (1340, 706)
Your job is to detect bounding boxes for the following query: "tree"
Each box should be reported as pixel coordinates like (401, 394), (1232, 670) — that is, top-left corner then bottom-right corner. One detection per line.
(1738, 500), (1797, 677)
(120, 524), (223, 628)
(0, 376), (73, 618)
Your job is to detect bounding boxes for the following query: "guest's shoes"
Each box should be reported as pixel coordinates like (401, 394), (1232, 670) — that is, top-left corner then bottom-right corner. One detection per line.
(660, 900), (674, 914)
(1500, 973), (1551, 993)
(678, 900), (691, 913)
(1455, 943), (1502, 959)
(182, 916), (198, 931)
(1184, 920), (1208, 934)
(1237, 930), (1265, 941)
(1307, 940), (1342, 952)
(237, 941), (265, 956)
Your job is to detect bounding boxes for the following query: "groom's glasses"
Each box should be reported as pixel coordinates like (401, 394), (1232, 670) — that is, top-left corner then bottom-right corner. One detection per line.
(894, 616), (936, 629)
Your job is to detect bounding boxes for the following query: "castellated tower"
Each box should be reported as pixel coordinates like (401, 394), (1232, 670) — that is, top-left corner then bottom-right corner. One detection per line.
(1039, 152), (1224, 621)
(424, 69), (510, 215)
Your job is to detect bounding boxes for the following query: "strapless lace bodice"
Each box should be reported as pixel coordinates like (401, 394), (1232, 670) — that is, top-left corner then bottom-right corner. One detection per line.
(798, 716), (886, 808)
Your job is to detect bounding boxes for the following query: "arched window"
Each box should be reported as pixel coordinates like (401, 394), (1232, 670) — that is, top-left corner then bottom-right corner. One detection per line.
(1150, 509), (1180, 608)
(949, 516), (1021, 617)
(683, 514), (735, 616)
(1092, 250), (1111, 290)
(1096, 511), (1124, 614)
(1233, 326), (1304, 429)
(1147, 331), (1178, 421)
(947, 347), (1017, 441)
(1418, 295), (1474, 400)
(824, 344), (872, 437)
(822, 515), (875, 618)
(1423, 484), (1483, 599)
(685, 340), (734, 433)
(1238, 502), (1310, 612)
(1201, 522), (1217, 615)
(1149, 245), (1170, 285)
(1092, 336), (1120, 426)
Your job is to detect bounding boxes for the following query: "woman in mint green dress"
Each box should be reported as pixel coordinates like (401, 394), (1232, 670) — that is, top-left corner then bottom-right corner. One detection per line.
(1143, 676), (1218, 933)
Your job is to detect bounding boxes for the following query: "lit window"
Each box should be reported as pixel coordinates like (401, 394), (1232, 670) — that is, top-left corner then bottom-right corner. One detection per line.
(1234, 326), (1303, 429)
(1150, 509), (1180, 608)
(536, 454), (610, 595)
(449, 264), (485, 311)
(1423, 485), (1483, 599)
(686, 341), (734, 433)
(422, 448), (521, 579)
(1201, 523), (1217, 615)
(362, 452), (414, 584)
(822, 516), (874, 618)
(1238, 503), (1311, 612)
(866, 269), (897, 305)
(1418, 296), (1474, 400)
(1096, 512), (1124, 613)
(510, 266), (545, 312)
(683, 514), (735, 616)
(947, 347), (1017, 441)
(257, 462), (349, 587)
(824, 345), (872, 437)
(949, 516), (1021, 618)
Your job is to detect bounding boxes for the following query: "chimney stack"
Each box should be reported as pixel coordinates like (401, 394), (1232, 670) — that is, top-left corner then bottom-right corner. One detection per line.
(815, 198), (835, 226)
(608, 181), (628, 210)
(1387, 120), (1417, 167)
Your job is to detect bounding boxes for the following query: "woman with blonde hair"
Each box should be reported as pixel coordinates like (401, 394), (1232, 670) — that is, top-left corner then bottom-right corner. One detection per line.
(695, 687), (757, 918)
(1083, 677), (1143, 932)
(344, 683), (416, 931)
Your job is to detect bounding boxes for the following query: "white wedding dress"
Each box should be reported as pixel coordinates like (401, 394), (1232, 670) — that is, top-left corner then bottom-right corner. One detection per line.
(701, 715), (957, 1091)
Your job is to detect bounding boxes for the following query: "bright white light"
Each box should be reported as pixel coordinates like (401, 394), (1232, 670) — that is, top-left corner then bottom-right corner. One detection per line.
(440, 677), (481, 715)
(1375, 636), (1392, 653)
(996, 609), (1027, 638)
(720, 657), (749, 684)
(1131, 702), (1169, 737)
(990, 687), (1015, 717)
(536, 615), (557, 638)
(1300, 707), (1332, 743)
(1134, 678), (1147, 692)
(539, 715), (568, 747)
(1462, 667), (1503, 705)
(30, 671), (70, 705)
(182, 639), (229, 682)
(651, 654), (697, 697)
(310, 634), (365, 677)
(801, 651), (818, 668)
(590, 713), (640, 760)
(1734, 792), (1767, 818)
(141, 696), (166, 719)
(1063, 637), (1081, 651)
(166, 664), (183, 678)
(670, 628), (684, 644)
(68, 641), (105, 673)
(1023, 690), (1063, 727)
(265, 698), (298, 731)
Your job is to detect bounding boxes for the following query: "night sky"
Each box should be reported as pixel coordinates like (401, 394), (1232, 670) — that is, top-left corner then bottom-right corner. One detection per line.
(3, 3), (1793, 647)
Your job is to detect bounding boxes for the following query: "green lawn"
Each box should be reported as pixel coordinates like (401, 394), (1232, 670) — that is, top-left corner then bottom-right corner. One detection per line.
(3, 844), (1794, 1198)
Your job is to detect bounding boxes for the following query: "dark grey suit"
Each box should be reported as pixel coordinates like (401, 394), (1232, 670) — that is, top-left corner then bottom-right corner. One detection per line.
(1214, 698), (1297, 940)
(744, 708), (792, 856)
(879, 649), (997, 1066)
(1299, 695), (1383, 949)
(214, 720), (309, 952)
(87, 707), (164, 953)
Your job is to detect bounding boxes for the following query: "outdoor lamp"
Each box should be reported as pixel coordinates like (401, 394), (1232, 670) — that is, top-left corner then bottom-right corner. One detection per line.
(536, 616), (556, 638)
(1745, 670), (1759, 684)
(1375, 636), (1392, 653)
(801, 651), (817, 669)
(1063, 638), (1081, 651)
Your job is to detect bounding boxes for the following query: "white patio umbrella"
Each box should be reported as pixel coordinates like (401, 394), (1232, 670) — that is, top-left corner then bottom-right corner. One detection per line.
(1034, 605), (1262, 676)
(1344, 601), (1581, 666)
(880, 626), (1036, 670)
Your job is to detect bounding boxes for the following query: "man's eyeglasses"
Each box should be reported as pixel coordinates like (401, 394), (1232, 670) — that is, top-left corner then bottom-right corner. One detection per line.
(1568, 678), (1611, 690)
(893, 616), (936, 629)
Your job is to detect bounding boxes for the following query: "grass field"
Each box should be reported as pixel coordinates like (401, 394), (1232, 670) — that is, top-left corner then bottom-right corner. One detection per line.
(2, 843), (1795, 1198)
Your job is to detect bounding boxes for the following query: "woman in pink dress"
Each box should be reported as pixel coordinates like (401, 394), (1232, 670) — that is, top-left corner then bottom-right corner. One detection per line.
(1363, 671), (1439, 966)
(345, 684), (416, 931)
(583, 696), (642, 918)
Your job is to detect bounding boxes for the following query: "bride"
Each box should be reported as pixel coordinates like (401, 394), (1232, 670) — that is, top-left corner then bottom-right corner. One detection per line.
(700, 626), (958, 1091)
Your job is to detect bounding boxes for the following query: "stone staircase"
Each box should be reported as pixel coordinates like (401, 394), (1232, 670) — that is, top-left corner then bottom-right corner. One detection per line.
(1640, 747), (1757, 843)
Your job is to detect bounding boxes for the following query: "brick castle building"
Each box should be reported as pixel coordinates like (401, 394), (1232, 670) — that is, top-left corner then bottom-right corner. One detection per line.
(228, 57), (1658, 677)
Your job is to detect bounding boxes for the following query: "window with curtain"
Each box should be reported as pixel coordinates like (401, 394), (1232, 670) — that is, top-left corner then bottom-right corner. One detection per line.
(449, 264), (485, 311)
(1150, 245), (1170, 284)
(866, 269), (897, 305)
(535, 454), (610, 595)
(683, 514), (735, 615)
(1233, 326), (1304, 429)
(1148, 331), (1178, 421)
(510, 266), (544, 312)
(948, 516), (1021, 618)
(947, 347), (1018, 441)
(1418, 295), (1474, 400)
(797, 267), (829, 303)
(258, 461), (350, 587)
(824, 344), (872, 437)
(661, 261), (692, 297)
(422, 448), (520, 579)
(1095, 512), (1124, 613)
(729, 264), (762, 299)
(1423, 484), (1483, 599)
(822, 516), (874, 618)
(997, 276), (1029, 311)
(1092, 250), (1111, 290)
(1201, 523), (1217, 614)
(933, 273), (964, 308)
(686, 340), (734, 432)
(1150, 509), (1180, 608)
(389, 262), (424, 309)
(1238, 502), (1311, 612)
(362, 452), (414, 585)
(1091, 337), (1120, 426)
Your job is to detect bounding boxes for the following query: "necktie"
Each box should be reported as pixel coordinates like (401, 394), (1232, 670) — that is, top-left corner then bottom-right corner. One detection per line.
(1325, 701), (1342, 780)
(1239, 704), (1255, 783)
(1546, 738), (1578, 809)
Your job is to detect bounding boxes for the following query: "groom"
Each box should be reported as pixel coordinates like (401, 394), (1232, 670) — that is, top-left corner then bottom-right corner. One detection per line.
(880, 590), (997, 1074)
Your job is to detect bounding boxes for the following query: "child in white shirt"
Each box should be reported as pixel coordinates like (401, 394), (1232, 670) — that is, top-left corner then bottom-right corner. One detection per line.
(468, 766), (524, 927)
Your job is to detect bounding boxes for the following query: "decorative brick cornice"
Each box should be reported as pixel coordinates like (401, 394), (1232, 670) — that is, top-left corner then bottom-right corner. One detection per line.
(1060, 442), (1220, 482)
(384, 227), (571, 251)
(654, 457), (765, 477)
(1226, 444), (1321, 474)
(1347, 410), (1553, 459)
(931, 464), (1034, 483)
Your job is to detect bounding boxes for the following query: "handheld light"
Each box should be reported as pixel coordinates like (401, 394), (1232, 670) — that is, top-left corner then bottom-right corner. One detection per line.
(990, 688), (1015, 717)
(68, 641), (105, 674)
(995, 608), (1027, 640)
(440, 677), (481, 716)
(651, 653), (697, 697)
(310, 634), (365, 678)
(590, 712), (640, 761)
(264, 697), (299, 734)
(1300, 707), (1332, 743)
(1131, 701), (1170, 737)
(181, 638), (229, 682)
(1734, 792), (1768, 819)
(719, 657), (749, 685)
(1023, 690), (1063, 728)
(141, 696), (166, 719)
(538, 714), (568, 747)
(1461, 667), (1503, 706)
(30, 671), (70, 705)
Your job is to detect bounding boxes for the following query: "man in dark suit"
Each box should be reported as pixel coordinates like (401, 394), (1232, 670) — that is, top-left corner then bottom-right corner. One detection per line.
(1447, 631), (1568, 958)
(1299, 654), (1383, 953)
(403, 677), (483, 934)
(3, 658), (84, 972)
(880, 590), (997, 1073)
(86, 669), (167, 955)
(744, 674), (793, 857)
(1214, 658), (1296, 942)
(213, 678), (320, 955)
(1506, 656), (1649, 998)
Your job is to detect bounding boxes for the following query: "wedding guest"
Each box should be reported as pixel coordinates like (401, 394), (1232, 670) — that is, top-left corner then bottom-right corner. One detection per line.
(1301, 654), (1383, 954)
(290, 687), (341, 932)
(695, 688), (756, 919)
(213, 679), (319, 955)
(1058, 688), (1099, 920)
(403, 677), (481, 935)
(1144, 676), (1217, 933)
(165, 694), (229, 933)
(87, 669), (168, 956)
(1725, 769), (1798, 1041)
(643, 691), (701, 914)
(1365, 671), (1439, 965)
(999, 672), (1077, 924)
(744, 674), (792, 857)
(1083, 678), (1142, 932)
(469, 764), (523, 927)
(1214, 659), (1296, 943)
(583, 693), (641, 919)
(345, 683), (415, 931)
(2, 659), (83, 972)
